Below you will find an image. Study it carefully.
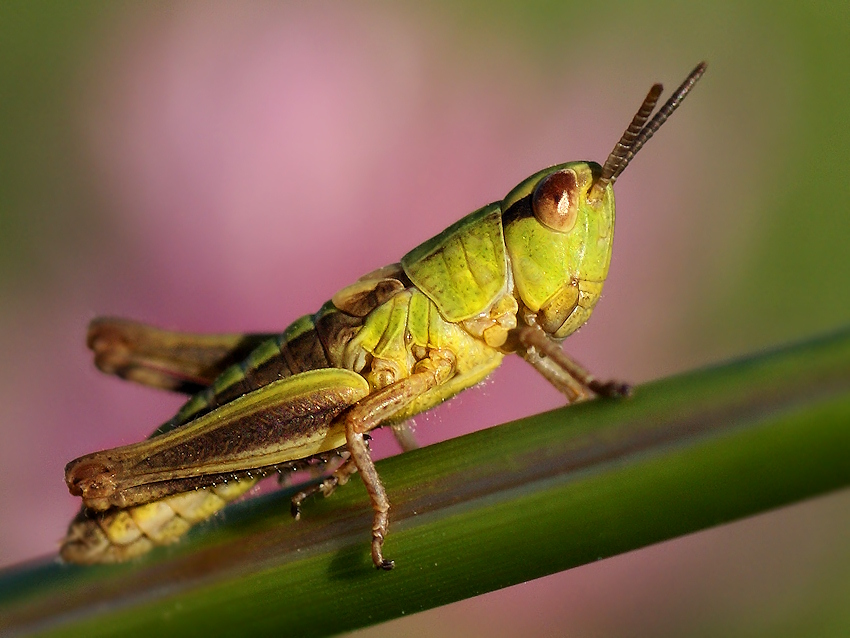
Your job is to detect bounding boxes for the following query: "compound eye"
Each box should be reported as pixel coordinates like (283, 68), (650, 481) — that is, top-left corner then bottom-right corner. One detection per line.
(531, 169), (579, 232)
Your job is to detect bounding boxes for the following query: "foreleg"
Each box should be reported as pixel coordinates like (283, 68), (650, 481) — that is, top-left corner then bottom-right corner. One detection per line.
(516, 324), (631, 402)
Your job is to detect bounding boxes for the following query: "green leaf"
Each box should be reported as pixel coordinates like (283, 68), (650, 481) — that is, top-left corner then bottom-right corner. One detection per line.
(2, 328), (850, 638)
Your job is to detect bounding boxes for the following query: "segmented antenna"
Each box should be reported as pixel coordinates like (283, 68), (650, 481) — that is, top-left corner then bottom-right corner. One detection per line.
(589, 83), (663, 202)
(588, 61), (707, 202)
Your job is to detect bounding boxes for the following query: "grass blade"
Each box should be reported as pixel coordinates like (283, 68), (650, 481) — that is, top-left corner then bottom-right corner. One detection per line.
(2, 328), (850, 637)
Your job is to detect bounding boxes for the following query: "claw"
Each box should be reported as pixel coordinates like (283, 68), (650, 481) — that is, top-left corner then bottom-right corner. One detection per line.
(590, 379), (632, 398)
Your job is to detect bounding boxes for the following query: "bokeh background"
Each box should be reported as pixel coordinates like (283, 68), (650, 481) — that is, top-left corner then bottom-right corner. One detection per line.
(1, 2), (849, 636)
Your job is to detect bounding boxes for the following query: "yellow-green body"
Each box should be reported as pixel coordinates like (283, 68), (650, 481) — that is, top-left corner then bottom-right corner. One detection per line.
(173, 160), (614, 442)
(63, 161), (616, 563)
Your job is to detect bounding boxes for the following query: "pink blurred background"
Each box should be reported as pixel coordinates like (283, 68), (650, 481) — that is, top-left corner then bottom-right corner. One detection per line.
(2, 2), (849, 636)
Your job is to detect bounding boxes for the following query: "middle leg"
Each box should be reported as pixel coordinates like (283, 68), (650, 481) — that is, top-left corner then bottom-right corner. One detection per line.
(341, 356), (452, 569)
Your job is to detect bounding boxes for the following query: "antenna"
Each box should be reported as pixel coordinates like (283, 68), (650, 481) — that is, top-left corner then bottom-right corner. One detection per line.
(588, 61), (707, 202)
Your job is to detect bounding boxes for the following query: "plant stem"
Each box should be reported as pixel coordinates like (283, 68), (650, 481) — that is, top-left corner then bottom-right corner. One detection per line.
(2, 328), (850, 638)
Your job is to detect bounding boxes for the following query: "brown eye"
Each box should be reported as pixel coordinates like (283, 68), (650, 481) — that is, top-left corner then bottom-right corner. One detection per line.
(531, 169), (579, 232)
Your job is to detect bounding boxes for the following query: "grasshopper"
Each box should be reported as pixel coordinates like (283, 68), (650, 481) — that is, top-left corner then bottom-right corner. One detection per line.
(63, 63), (706, 569)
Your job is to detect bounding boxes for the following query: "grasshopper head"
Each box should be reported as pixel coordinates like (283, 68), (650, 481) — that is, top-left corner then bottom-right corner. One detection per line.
(501, 160), (614, 328)
(502, 63), (706, 337)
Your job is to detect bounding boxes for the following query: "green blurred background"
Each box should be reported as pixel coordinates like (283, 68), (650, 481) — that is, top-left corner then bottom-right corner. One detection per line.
(1, 1), (848, 636)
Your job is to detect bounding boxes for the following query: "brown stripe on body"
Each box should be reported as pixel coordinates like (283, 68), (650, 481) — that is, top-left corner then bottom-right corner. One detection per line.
(95, 444), (350, 509)
(171, 272), (406, 426)
(160, 320), (336, 432)
(279, 326), (331, 376)
(137, 387), (354, 477)
(202, 328), (328, 411)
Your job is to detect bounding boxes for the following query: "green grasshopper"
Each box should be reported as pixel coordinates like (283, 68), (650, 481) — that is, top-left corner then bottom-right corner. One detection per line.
(63, 63), (706, 569)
